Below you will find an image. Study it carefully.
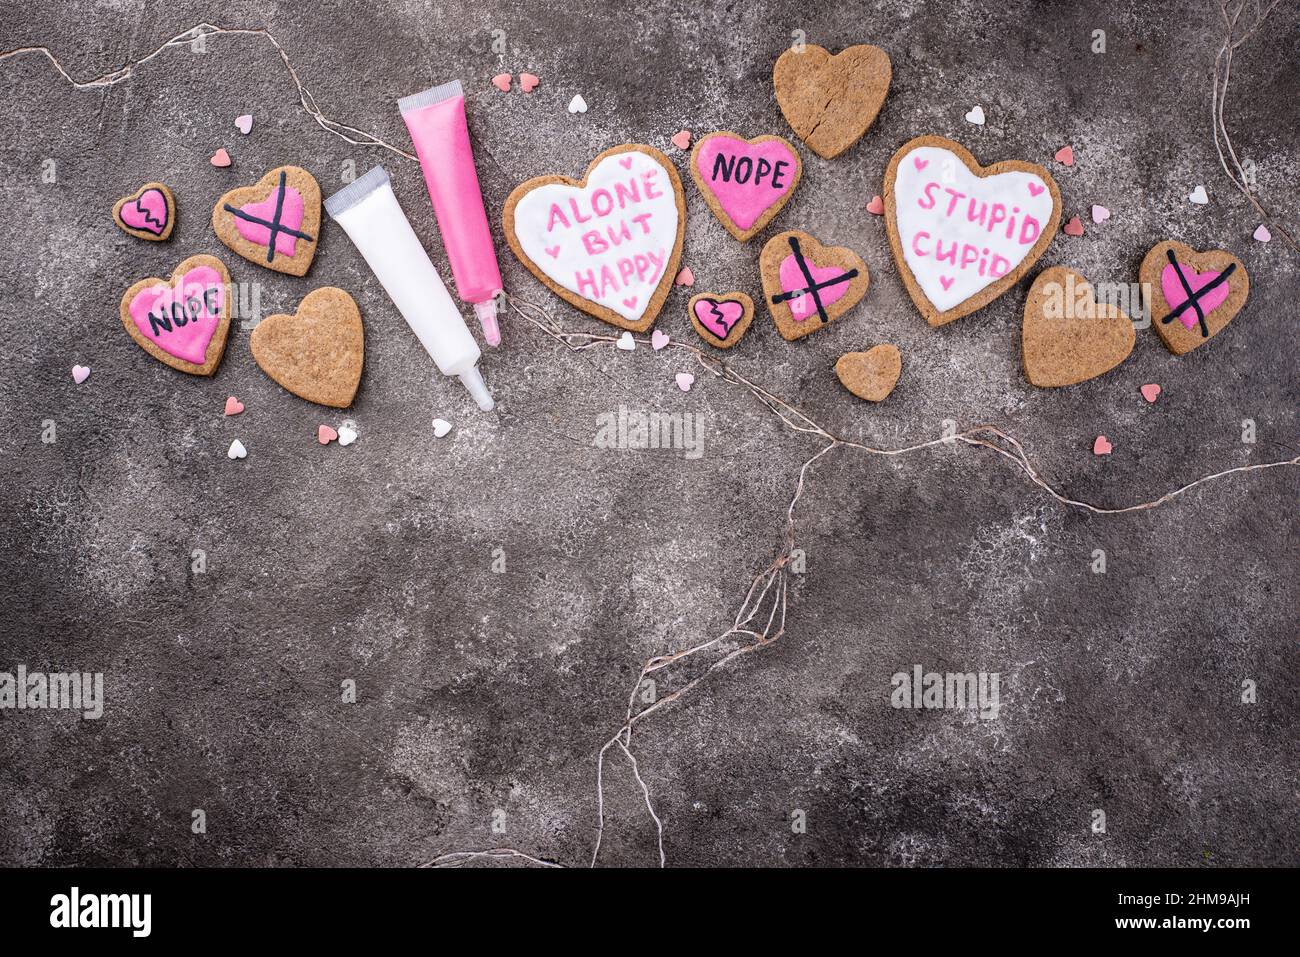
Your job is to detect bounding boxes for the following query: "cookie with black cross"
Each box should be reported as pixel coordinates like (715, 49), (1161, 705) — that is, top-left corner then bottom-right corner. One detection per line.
(212, 166), (321, 276)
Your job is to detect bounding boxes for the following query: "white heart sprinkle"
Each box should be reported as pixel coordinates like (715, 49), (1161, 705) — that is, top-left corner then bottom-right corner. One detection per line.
(1253, 223), (1271, 242)
(71, 364), (90, 384)
(675, 372), (694, 392)
(616, 331), (636, 351)
(1091, 204), (1111, 224)
(1188, 185), (1209, 205)
(337, 426), (357, 446)
(234, 113), (253, 135)
(432, 418), (453, 438)
(964, 105), (985, 126)
(651, 330), (670, 351)
(568, 94), (588, 114)
(227, 439), (247, 459)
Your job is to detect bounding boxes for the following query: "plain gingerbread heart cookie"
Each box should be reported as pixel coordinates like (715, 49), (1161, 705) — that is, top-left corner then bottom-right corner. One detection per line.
(688, 291), (755, 348)
(113, 182), (175, 241)
(760, 230), (869, 341)
(1140, 240), (1249, 355)
(119, 254), (232, 376)
(1022, 266), (1135, 387)
(836, 344), (901, 402)
(689, 132), (802, 241)
(884, 135), (1061, 327)
(503, 144), (685, 333)
(212, 165), (321, 276)
(773, 43), (891, 159)
(250, 287), (363, 408)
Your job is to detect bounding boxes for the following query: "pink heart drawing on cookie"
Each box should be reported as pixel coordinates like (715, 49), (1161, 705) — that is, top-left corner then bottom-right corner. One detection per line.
(691, 133), (802, 241)
(779, 253), (854, 321)
(1160, 261), (1232, 331)
(235, 181), (306, 258)
(120, 188), (170, 235)
(126, 264), (226, 365)
(692, 297), (746, 338)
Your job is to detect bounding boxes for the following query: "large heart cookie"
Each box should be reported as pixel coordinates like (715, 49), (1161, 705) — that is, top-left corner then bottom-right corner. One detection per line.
(1022, 267), (1135, 387)
(836, 344), (901, 402)
(885, 136), (1061, 326)
(689, 132), (802, 241)
(212, 165), (321, 276)
(119, 254), (231, 375)
(113, 182), (175, 241)
(250, 287), (364, 408)
(504, 144), (685, 332)
(760, 230), (869, 341)
(688, 291), (755, 349)
(773, 43), (891, 159)
(1140, 240), (1248, 355)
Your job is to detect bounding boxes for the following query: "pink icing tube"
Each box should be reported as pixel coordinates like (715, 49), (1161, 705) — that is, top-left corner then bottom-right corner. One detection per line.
(399, 80), (504, 347)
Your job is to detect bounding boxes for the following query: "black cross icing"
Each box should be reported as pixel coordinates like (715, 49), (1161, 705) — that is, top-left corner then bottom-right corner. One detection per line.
(769, 235), (858, 324)
(1162, 248), (1235, 339)
(222, 170), (315, 264)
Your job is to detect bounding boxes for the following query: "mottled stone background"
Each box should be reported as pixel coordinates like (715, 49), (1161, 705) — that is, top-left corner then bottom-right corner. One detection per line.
(1, 1), (1296, 867)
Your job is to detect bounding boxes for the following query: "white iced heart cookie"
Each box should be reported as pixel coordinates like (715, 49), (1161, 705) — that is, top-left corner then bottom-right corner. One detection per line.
(884, 135), (1061, 327)
(504, 144), (685, 332)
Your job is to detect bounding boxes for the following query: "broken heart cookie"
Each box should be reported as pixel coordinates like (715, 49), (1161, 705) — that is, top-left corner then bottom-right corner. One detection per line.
(504, 144), (685, 333)
(212, 165), (321, 276)
(1141, 240), (1248, 355)
(773, 43), (891, 159)
(689, 132), (802, 241)
(836, 344), (901, 402)
(113, 182), (175, 241)
(688, 291), (754, 349)
(760, 230), (869, 341)
(250, 287), (363, 408)
(1022, 266), (1135, 387)
(885, 135), (1061, 327)
(119, 254), (232, 375)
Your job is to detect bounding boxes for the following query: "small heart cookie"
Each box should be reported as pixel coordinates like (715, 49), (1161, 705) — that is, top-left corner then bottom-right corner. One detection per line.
(836, 344), (901, 402)
(688, 291), (755, 349)
(689, 132), (802, 242)
(113, 183), (176, 241)
(760, 230), (869, 341)
(1022, 266), (1135, 387)
(119, 254), (232, 376)
(1141, 240), (1248, 355)
(212, 165), (321, 276)
(250, 287), (364, 408)
(773, 43), (891, 159)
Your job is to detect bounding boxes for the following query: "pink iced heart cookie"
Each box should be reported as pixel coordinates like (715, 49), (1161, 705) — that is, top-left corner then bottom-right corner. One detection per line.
(688, 291), (755, 349)
(212, 165), (321, 276)
(884, 135), (1061, 326)
(760, 230), (870, 341)
(1160, 263), (1231, 330)
(113, 183), (175, 241)
(119, 254), (232, 375)
(504, 144), (685, 333)
(690, 132), (802, 242)
(1141, 240), (1249, 355)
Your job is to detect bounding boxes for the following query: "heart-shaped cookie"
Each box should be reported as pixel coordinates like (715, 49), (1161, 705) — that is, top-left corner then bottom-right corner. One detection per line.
(1140, 240), (1248, 355)
(836, 344), (901, 402)
(113, 182), (175, 241)
(773, 43), (891, 159)
(689, 132), (802, 241)
(250, 287), (363, 408)
(1022, 266), (1135, 387)
(885, 135), (1062, 326)
(504, 144), (685, 332)
(688, 291), (755, 349)
(119, 254), (231, 375)
(760, 230), (869, 341)
(212, 165), (321, 276)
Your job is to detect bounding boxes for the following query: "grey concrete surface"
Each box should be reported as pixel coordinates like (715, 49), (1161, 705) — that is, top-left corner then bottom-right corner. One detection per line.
(0, 1), (1296, 867)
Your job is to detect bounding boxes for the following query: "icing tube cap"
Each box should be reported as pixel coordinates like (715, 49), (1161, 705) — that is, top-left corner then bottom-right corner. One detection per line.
(458, 365), (495, 411)
(473, 297), (502, 348)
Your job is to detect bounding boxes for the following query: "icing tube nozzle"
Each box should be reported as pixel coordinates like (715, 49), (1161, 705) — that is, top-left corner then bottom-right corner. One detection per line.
(457, 365), (495, 412)
(473, 296), (502, 348)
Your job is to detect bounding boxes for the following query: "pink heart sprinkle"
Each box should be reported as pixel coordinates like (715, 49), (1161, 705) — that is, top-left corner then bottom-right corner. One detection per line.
(865, 195), (884, 215)
(224, 395), (245, 416)
(1091, 204), (1111, 224)
(1140, 383), (1161, 403)
(675, 267), (694, 286)
(545, 245), (561, 258)
(671, 130), (691, 150)
(520, 73), (540, 93)
(651, 330), (670, 350)
(1253, 224), (1271, 242)
(913, 156), (929, 172)
(675, 372), (694, 392)
(71, 364), (90, 384)
(619, 156), (633, 169)
(491, 73), (511, 92)
(622, 296), (638, 310)
(1093, 435), (1113, 456)
(234, 114), (253, 135)
(210, 148), (231, 167)
(1027, 181), (1045, 197)
(1063, 215), (1085, 237)
(318, 425), (338, 445)
(1054, 145), (1074, 166)
(939, 276), (955, 291)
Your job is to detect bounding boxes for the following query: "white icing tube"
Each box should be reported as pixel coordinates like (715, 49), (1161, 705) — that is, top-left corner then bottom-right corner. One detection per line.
(324, 166), (494, 411)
